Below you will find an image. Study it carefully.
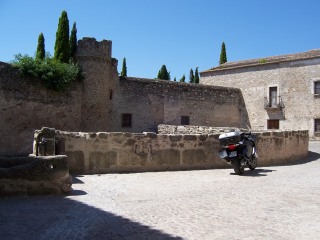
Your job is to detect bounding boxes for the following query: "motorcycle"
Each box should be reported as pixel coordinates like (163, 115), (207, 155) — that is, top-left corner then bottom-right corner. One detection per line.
(218, 128), (258, 175)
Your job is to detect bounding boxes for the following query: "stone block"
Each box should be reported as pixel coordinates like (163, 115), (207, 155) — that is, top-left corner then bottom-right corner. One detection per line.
(182, 149), (206, 165)
(169, 135), (182, 142)
(89, 151), (117, 172)
(0, 155), (72, 196)
(65, 151), (85, 173)
(151, 149), (180, 166)
(184, 135), (197, 141)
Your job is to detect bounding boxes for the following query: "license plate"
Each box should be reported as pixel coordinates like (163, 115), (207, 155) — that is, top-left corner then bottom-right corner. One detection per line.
(229, 151), (237, 157)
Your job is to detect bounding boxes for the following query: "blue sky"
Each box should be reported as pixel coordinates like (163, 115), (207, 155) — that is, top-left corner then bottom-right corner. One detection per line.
(1, 0), (320, 80)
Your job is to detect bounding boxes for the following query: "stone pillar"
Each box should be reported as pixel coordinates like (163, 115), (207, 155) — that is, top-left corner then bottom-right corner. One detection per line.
(33, 127), (56, 156)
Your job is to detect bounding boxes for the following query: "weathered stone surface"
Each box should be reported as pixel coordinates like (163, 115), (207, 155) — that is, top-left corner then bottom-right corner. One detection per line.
(117, 151), (148, 170)
(183, 135), (197, 141)
(34, 127), (56, 156)
(151, 149), (180, 166)
(169, 135), (182, 142)
(65, 151), (85, 173)
(182, 149), (206, 165)
(200, 52), (320, 139)
(52, 128), (309, 174)
(89, 151), (117, 173)
(0, 155), (72, 196)
(158, 124), (246, 135)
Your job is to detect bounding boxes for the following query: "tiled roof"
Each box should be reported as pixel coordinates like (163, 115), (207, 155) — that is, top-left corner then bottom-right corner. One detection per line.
(201, 49), (320, 73)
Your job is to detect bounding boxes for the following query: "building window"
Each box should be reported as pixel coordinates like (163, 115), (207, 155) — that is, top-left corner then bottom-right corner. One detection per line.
(315, 119), (320, 132)
(109, 89), (113, 100)
(269, 87), (278, 107)
(181, 116), (190, 125)
(267, 119), (279, 129)
(314, 82), (320, 95)
(122, 114), (132, 127)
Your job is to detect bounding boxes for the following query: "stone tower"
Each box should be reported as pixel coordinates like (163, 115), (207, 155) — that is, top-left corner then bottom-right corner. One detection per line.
(76, 38), (118, 131)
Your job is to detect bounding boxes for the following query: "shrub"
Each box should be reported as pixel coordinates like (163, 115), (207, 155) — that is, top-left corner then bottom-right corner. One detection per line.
(12, 54), (82, 91)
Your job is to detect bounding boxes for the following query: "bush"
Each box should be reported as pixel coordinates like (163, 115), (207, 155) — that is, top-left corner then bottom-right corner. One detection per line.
(12, 54), (82, 91)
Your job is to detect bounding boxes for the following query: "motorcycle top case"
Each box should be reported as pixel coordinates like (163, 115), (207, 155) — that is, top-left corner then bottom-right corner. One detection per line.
(218, 131), (241, 146)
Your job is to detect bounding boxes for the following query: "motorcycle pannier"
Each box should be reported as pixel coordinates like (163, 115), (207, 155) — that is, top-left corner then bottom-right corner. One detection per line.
(218, 131), (241, 146)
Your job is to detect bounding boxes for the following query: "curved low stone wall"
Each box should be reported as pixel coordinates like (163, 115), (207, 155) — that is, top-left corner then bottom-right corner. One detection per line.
(49, 129), (309, 174)
(0, 155), (72, 196)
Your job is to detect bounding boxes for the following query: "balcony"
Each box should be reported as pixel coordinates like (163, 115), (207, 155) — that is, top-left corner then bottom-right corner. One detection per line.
(264, 96), (285, 110)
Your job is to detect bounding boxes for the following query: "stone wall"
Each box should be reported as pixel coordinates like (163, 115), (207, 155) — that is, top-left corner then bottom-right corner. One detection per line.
(50, 129), (309, 174)
(111, 77), (250, 133)
(0, 62), (83, 155)
(200, 57), (320, 138)
(158, 124), (245, 134)
(1, 38), (249, 156)
(76, 38), (119, 132)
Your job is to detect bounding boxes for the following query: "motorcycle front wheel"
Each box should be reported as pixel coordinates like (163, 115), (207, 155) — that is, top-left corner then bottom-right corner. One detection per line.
(231, 159), (244, 175)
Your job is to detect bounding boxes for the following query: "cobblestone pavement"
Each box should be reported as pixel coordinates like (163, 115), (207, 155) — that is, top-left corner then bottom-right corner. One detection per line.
(1, 142), (320, 240)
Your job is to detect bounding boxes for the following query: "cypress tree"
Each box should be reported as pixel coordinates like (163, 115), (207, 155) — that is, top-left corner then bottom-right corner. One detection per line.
(54, 10), (70, 63)
(120, 58), (127, 77)
(69, 22), (77, 62)
(157, 65), (170, 80)
(180, 74), (186, 82)
(35, 33), (45, 61)
(219, 42), (227, 65)
(189, 68), (194, 83)
(194, 67), (199, 84)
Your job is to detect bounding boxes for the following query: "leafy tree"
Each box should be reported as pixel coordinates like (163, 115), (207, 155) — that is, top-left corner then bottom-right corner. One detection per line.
(120, 57), (127, 77)
(157, 65), (170, 80)
(219, 41), (227, 65)
(189, 68), (194, 83)
(35, 33), (45, 61)
(69, 22), (77, 62)
(179, 74), (186, 82)
(194, 67), (199, 84)
(174, 77), (176, 82)
(54, 10), (70, 63)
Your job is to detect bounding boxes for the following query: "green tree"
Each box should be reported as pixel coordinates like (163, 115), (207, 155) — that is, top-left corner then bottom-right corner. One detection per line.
(174, 77), (177, 82)
(54, 10), (70, 63)
(219, 41), (227, 65)
(69, 22), (77, 62)
(157, 65), (170, 80)
(189, 68), (194, 83)
(194, 67), (199, 84)
(120, 57), (127, 77)
(180, 74), (186, 82)
(35, 33), (45, 61)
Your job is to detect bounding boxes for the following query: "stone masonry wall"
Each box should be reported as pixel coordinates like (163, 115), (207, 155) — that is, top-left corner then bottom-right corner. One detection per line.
(111, 77), (250, 133)
(158, 124), (245, 134)
(200, 58), (320, 137)
(52, 129), (309, 174)
(0, 62), (83, 155)
(76, 38), (118, 132)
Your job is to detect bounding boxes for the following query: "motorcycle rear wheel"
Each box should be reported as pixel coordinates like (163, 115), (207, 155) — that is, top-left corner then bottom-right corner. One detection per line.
(248, 155), (257, 170)
(231, 159), (244, 175)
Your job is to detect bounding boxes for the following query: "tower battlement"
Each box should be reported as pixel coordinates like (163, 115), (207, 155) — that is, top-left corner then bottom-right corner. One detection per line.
(77, 37), (112, 61)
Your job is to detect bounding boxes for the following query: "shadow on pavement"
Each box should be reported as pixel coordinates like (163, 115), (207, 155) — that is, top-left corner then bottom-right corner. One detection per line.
(278, 151), (320, 166)
(72, 175), (84, 184)
(230, 169), (276, 177)
(0, 195), (183, 240)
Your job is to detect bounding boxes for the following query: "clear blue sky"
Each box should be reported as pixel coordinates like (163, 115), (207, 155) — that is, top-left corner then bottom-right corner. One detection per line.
(1, 0), (320, 80)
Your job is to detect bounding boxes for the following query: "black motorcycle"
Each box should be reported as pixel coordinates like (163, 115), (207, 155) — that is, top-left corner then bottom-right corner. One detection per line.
(218, 128), (258, 175)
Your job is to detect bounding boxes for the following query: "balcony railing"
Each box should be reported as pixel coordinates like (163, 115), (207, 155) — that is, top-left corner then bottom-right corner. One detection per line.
(264, 96), (285, 110)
